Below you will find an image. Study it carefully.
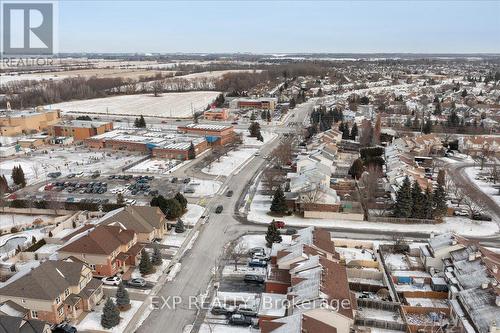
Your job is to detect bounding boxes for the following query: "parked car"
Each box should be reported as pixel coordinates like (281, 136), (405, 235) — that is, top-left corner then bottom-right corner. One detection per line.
(272, 220), (285, 229)
(47, 172), (62, 178)
(243, 274), (264, 284)
(252, 253), (270, 261)
(127, 278), (147, 287)
(454, 210), (469, 217)
(472, 213), (492, 221)
(248, 247), (265, 256)
(210, 305), (235, 316)
(102, 276), (121, 286)
(236, 306), (258, 317)
(52, 323), (77, 333)
(67, 173), (76, 178)
(226, 190), (234, 197)
(229, 314), (252, 326)
(284, 228), (297, 235)
(183, 178), (191, 184)
(171, 177), (178, 183)
(248, 259), (267, 268)
(215, 205), (223, 214)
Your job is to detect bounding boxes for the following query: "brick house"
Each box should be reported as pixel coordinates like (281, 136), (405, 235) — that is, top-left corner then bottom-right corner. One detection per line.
(57, 225), (143, 277)
(0, 260), (103, 324)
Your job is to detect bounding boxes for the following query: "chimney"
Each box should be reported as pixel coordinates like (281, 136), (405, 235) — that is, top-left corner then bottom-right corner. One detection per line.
(468, 253), (476, 261)
(481, 282), (489, 290)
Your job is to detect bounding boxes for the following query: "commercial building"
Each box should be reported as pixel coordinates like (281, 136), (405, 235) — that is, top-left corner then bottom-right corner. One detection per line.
(0, 108), (60, 136)
(230, 97), (277, 111)
(177, 123), (236, 146)
(85, 127), (208, 160)
(49, 120), (113, 140)
(203, 108), (230, 121)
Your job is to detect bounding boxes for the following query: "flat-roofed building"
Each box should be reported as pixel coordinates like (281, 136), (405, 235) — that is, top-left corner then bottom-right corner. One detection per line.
(0, 108), (60, 136)
(177, 123), (235, 145)
(49, 120), (113, 140)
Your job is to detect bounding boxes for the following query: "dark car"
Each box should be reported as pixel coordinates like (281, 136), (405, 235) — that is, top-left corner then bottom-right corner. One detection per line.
(215, 205), (223, 214)
(284, 228), (297, 235)
(210, 305), (235, 316)
(171, 177), (178, 183)
(248, 259), (267, 268)
(226, 190), (234, 197)
(52, 323), (77, 333)
(244, 274), (264, 284)
(472, 213), (492, 221)
(229, 314), (252, 326)
(127, 277), (147, 287)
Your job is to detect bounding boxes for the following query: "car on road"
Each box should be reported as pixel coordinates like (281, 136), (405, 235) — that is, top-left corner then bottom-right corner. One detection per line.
(472, 213), (492, 221)
(102, 276), (121, 286)
(52, 323), (77, 333)
(211, 305), (235, 316)
(243, 274), (265, 284)
(226, 190), (234, 197)
(215, 205), (223, 214)
(254, 152), (260, 156)
(127, 278), (147, 287)
(229, 314), (253, 326)
(248, 259), (267, 268)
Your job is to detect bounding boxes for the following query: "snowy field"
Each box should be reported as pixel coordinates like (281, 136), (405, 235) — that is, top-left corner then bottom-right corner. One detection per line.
(202, 148), (257, 176)
(236, 130), (278, 147)
(128, 158), (182, 174)
(77, 299), (142, 333)
(182, 204), (205, 226)
(463, 166), (500, 207)
(236, 234), (292, 254)
(185, 179), (222, 197)
(0, 147), (143, 185)
(247, 184), (499, 237)
(48, 91), (220, 118)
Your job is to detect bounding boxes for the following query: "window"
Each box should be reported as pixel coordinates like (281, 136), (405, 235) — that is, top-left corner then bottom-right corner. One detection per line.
(64, 289), (70, 297)
(55, 296), (61, 304)
(89, 264), (96, 271)
(31, 310), (38, 318)
(58, 307), (64, 316)
(21, 299), (26, 304)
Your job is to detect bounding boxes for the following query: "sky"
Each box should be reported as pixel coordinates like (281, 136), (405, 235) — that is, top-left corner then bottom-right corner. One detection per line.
(57, 0), (500, 54)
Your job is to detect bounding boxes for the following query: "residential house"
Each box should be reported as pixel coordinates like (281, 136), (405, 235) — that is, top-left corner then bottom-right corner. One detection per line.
(0, 315), (51, 333)
(0, 260), (103, 324)
(100, 206), (169, 242)
(57, 225), (143, 277)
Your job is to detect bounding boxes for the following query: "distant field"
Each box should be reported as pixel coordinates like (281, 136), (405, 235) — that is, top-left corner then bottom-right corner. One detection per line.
(48, 91), (220, 118)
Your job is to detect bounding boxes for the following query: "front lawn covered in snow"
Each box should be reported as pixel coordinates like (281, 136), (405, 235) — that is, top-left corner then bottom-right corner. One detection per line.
(202, 148), (257, 176)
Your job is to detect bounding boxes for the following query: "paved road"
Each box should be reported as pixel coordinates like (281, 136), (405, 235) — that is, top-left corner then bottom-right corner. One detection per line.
(446, 162), (500, 220)
(137, 99), (316, 333)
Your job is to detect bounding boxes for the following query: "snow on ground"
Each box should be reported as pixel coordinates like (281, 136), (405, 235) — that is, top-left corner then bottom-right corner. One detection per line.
(77, 299), (142, 333)
(202, 148), (257, 176)
(49, 91), (220, 118)
(161, 232), (187, 248)
(335, 247), (375, 263)
(166, 263), (182, 281)
(248, 188), (499, 237)
(357, 307), (403, 323)
(236, 130), (277, 147)
(222, 265), (266, 278)
(128, 158), (182, 174)
(0, 214), (53, 229)
(237, 234), (292, 254)
(185, 179), (222, 197)
(184, 324), (259, 333)
(463, 166), (500, 207)
(0, 228), (46, 256)
(131, 259), (170, 283)
(182, 204), (204, 226)
(384, 253), (410, 271)
(0, 147), (142, 185)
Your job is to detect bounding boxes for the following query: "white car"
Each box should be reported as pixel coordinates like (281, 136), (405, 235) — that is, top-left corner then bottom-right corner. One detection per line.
(102, 276), (122, 286)
(253, 253), (270, 261)
(454, 210), (469, 217)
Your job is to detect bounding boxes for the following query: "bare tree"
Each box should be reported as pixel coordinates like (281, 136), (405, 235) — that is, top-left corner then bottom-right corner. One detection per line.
(262, 168), (283, 192)
(273, 136), (294, 167)
(461, 186), (487, 217)
(151, 80), (164, 97)
(356, 166), (381, 220)
(228, 241), (248, 272)
(300, 187), (325, 204)
(478, 145), (492, 170)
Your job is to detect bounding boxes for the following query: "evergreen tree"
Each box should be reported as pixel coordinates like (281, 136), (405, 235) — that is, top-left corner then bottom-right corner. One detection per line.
(265, 222), (283, 248)
(151, 245), (162, 266)
(266, 110), (272, 122)
(175, 218), (185, 233)
(138, 115), (146, 128)
(188, 142), (196, 160)
(248, 122), (261, 137)
(432, 183), (448, 218)
(115, 282), (131, 310)
(250, 112), (257, 121)
(101, 298), (120, 329)
(270, 186), (288, 214)
(134, 117), (140, 127)
(139, 249), (154, 275)
(289, 98), (296, 109)
(423, 186), (434, 219)
(11, 165), (26, 188)
(174, 192), (188, 210)
(165, 199), (183, 219)
(393, 176), (413, 218)
(350, 123), (358, 140)
(116, 192), (124, 205)
(339, 122), (350, 139)
(461, 89), (468, 98)
(411, 181), (425, 219)
(348, 158), (364, 180)
(422, 119), (432, 134)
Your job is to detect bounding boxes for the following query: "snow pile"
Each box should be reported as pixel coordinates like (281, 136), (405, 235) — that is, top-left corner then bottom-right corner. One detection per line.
(182, 204), (205, 226)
